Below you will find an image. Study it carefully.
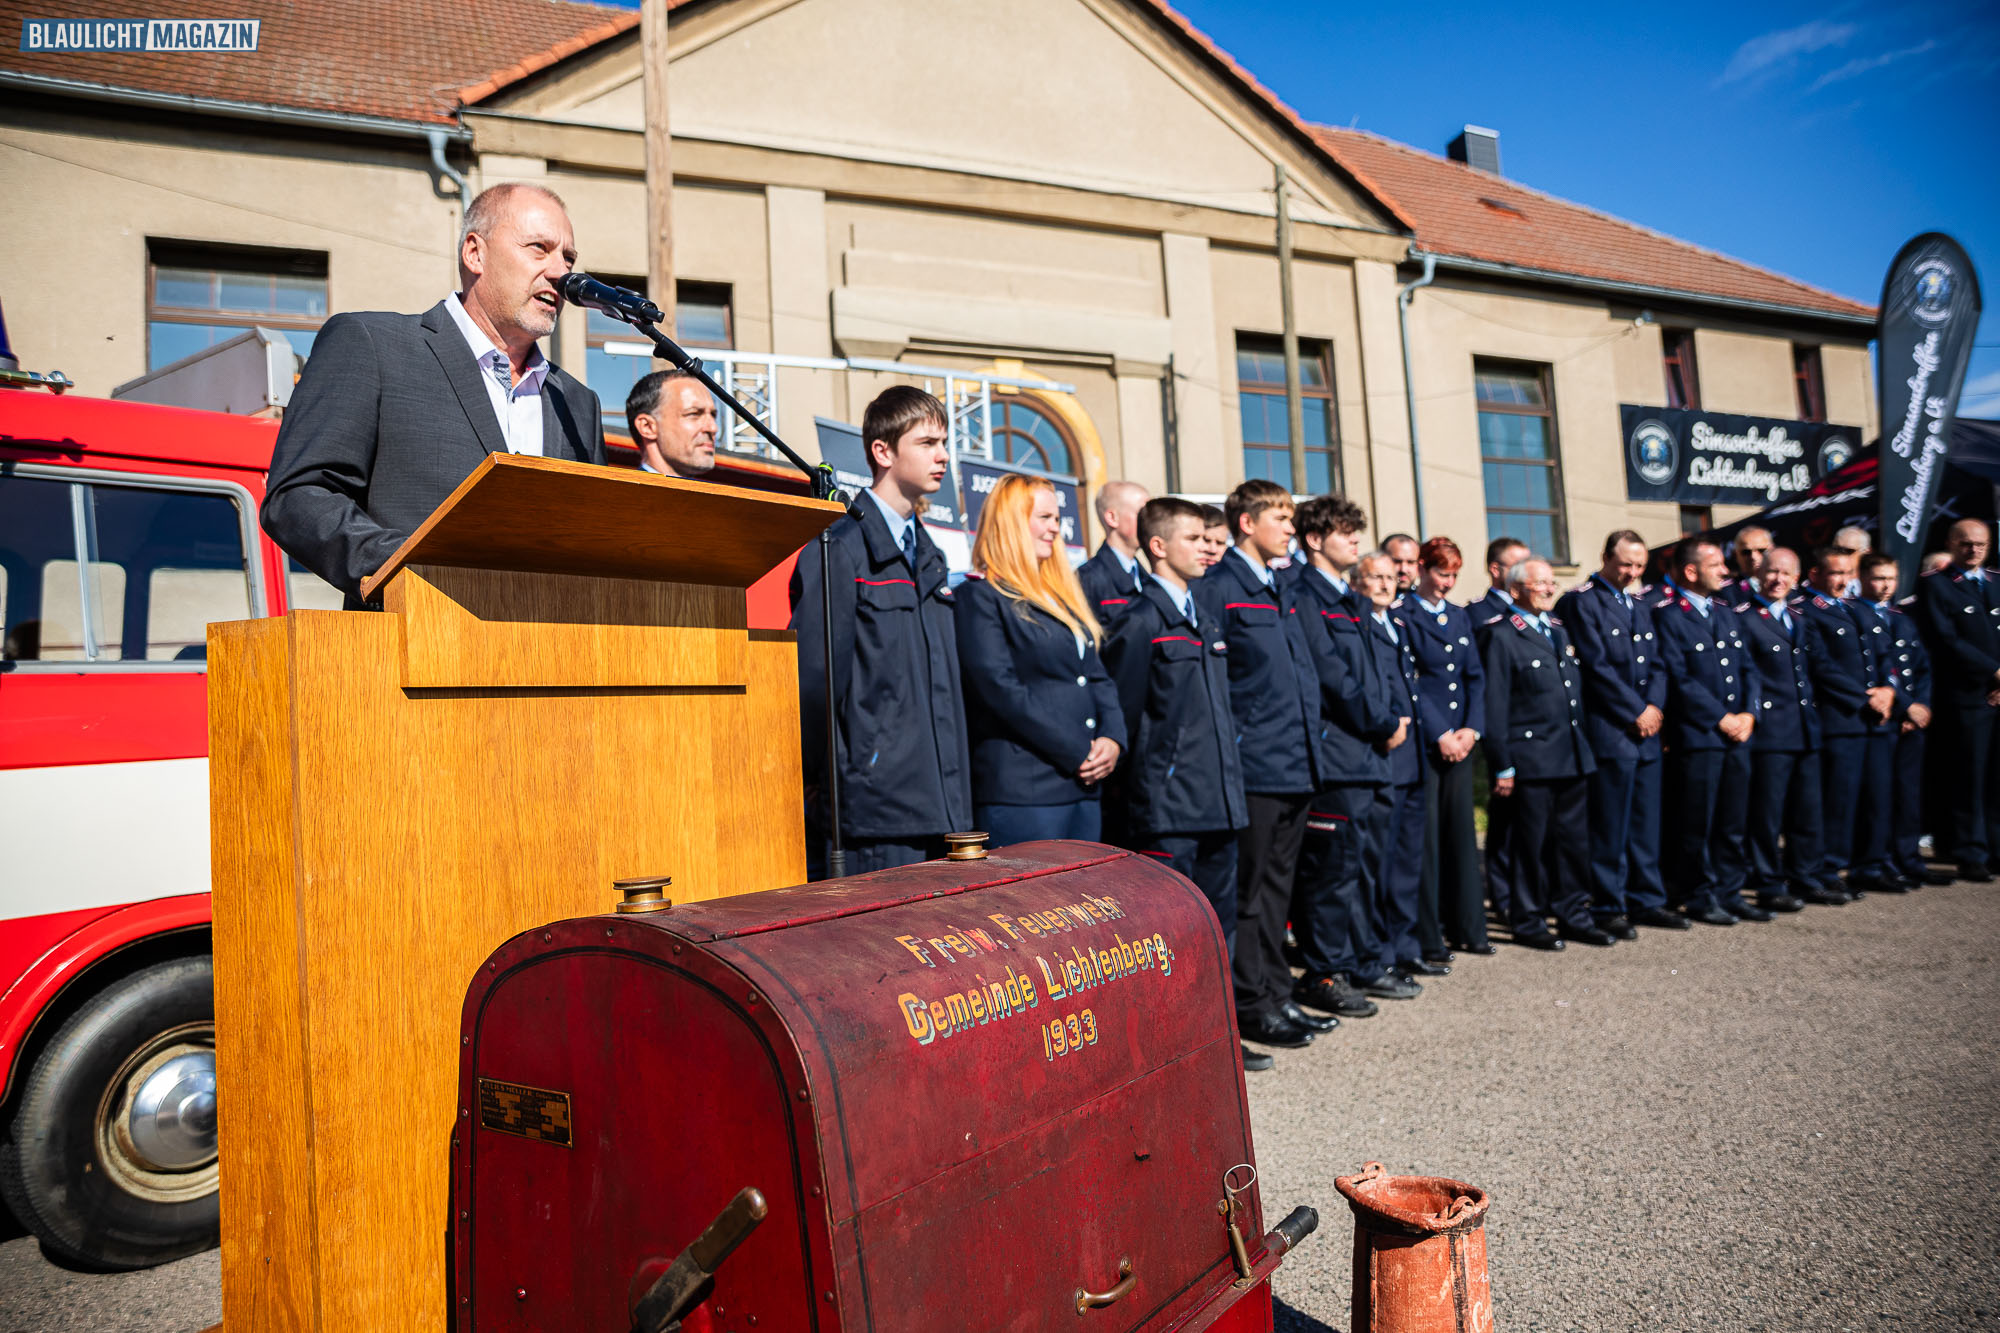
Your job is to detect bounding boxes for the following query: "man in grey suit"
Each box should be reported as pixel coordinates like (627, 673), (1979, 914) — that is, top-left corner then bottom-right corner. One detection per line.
(262, 182), (607, 602)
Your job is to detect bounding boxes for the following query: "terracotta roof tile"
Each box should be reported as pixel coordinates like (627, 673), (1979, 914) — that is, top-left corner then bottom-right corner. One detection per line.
(0, 0), (635, 125)
(1312, 126), (1873, 320)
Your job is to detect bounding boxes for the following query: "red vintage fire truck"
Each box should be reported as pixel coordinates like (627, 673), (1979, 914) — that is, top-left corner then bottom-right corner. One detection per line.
(0, 386), (323, 1268)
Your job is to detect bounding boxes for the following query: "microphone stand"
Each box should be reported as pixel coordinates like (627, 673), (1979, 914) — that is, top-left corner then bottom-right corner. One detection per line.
(620, 313), (852, 879)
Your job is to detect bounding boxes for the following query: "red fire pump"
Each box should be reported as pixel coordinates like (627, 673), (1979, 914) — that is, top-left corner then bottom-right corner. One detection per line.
(450, 840), (1318, 1331)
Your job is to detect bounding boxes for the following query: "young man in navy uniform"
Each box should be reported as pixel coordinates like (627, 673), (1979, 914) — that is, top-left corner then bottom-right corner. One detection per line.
(1734, 548), (1829, 909)
(1103, 498), (1266, 1067)
(1076, 480), (1151, 626)
(1359, 553), (1435, 979)
(1652, 539), (1763, 924)
(790, 386), (972, 875)
(1479, 558), (1603, 948)
(1858, 552), (1934, 890)
(1195, 480), (1335, 1050)
(1290, 500), (1415, 1011)
(1555, 531), (1681, 935)
(1916, 519), (2000, 881)
(1793, 546), (1897, 897)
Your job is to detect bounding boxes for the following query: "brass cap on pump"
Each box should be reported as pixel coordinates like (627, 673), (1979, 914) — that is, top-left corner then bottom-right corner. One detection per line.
(944, 832), (989, 861)
(613, 875), (673, 914)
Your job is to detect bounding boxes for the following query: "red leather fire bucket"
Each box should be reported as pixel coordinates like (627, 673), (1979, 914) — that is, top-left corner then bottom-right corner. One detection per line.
(1334, 1162), (1493, 1333)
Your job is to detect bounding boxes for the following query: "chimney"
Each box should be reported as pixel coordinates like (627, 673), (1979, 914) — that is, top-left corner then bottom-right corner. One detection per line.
(1447, 125), (1502, 176)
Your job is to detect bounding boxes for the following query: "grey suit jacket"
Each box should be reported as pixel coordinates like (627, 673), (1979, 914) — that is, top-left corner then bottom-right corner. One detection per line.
(261, 299), (606, 602)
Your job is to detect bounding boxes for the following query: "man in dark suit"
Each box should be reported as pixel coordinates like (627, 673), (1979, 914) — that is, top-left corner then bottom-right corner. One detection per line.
(263, 183), (607, 601)
(1076, 480), (1151, 627)
(1917, 520), (2000, 881)
(791, 386), (973, 875)
(1555, 531), (1680, 934)
(1479, 558), (1604, 949)
(1734, 548), (1829, 909)
(1653, 539), (1763, 924)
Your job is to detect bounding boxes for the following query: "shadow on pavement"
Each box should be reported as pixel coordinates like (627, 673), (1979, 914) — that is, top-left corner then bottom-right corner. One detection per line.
(1274, 1296), (1343, 1332)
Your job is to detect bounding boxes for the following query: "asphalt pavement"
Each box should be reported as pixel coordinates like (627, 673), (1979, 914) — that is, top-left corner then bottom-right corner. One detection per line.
(5, 879), (1997, 1332)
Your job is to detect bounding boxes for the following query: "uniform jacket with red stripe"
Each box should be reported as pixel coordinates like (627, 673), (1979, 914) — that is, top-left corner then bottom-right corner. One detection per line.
(1101, 578), (1248, 836)
(1192, 547), (1327, 794)
(1077, 541), (1147, 629)
(1291, 566), (1402, 785)
(789, 496), (972, 839)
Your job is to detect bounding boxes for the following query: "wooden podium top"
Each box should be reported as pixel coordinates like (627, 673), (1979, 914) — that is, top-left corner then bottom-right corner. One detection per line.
(359, 454), (845, 600)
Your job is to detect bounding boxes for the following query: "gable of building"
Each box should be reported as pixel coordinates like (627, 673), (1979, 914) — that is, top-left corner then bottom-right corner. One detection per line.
(467, 0), (1405, 236)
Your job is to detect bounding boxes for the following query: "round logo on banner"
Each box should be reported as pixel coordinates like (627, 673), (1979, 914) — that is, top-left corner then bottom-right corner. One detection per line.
(1817, 436), (1855, 474)
(1913, 259), (1955, 327)
(1629, 419), (1678, 487)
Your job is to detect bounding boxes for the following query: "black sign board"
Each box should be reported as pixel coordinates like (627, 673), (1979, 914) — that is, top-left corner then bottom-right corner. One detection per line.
(1621, 405), (1861, 506)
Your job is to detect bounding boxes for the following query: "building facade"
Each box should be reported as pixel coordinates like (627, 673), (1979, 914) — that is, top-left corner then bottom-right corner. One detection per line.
(0, 0), (1877, 590)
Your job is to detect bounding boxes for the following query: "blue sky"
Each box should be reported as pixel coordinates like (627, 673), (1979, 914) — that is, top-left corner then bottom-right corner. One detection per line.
(1173, 0), (2000, 418)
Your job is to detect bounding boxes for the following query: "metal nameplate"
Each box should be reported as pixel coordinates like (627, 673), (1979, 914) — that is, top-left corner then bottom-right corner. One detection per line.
(478, 1078), (572, 1147)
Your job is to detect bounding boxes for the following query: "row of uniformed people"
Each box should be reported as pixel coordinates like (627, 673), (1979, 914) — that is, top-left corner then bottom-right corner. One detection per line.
(1477, 530), (1940, 958)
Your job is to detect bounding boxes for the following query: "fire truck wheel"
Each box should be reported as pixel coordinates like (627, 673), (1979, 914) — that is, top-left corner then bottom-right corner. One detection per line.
(0, 957), (218, 1270)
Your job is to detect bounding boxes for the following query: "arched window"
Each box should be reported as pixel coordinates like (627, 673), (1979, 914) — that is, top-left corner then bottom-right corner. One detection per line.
(990, 397), (1075, 475)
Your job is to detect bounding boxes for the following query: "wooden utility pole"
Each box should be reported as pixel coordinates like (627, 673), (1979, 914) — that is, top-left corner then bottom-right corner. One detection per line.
(1274, 163), (1307, 495)
(641, 0), (676, 330)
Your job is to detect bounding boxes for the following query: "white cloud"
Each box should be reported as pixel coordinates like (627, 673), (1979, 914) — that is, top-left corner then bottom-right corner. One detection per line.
(1960, 368), (2000, 419)
(1807, 39), (1940, 91)
(1720, 19), (1859, 84)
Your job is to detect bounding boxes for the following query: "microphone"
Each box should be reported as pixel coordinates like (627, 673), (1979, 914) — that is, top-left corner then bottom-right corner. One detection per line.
(556, 272), (664, 325)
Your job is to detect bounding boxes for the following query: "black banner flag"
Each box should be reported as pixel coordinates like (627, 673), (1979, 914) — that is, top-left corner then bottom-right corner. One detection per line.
(1878, 233), (1982, 584)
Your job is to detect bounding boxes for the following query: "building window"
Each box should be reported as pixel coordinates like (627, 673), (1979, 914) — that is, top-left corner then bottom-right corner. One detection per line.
(1661, 328), (1701, 410)
(1679, 504), (1713, 536)
(586, 280), (734, 443)
(147, 242), (328, 372)
(1793, 345), (1827, 422)
(1236, 335), (1338, 493)
(1475, 360), (1568, 565)
(990, 397), (1074, 474)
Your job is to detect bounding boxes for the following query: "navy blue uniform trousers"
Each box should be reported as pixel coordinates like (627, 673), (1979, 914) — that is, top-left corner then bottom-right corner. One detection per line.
(1139, 832), (1239, 959)
(1294, 783), (1390, 984)
(1821, 732), (1892, 880)
(1584, 753), (1667, 919)
(1745, 750), (1824, 898)
(1666, 747), (1751, 913)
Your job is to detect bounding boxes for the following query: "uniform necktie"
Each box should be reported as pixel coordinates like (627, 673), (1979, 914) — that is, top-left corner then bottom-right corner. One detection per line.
(901, 521), (919, 571)
(1132, 562), (1145, 594)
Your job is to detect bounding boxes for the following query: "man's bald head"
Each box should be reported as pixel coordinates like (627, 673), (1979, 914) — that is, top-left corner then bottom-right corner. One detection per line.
(1094, 480), (1151, 556)
(1758, 546), (1800, 602)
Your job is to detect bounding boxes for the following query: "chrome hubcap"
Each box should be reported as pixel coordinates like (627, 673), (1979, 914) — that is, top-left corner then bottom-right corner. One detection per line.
(127, 1051), (217, 1170)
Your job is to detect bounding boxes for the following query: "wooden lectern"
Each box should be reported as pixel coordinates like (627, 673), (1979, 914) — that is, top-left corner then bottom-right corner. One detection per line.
(207, 455), (843, 1330)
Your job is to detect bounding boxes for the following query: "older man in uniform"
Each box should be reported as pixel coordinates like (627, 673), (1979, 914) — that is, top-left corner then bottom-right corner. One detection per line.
(1480, 559), (1606, 949)
(1734, 548), (1828, 909)
(1653, 539), (1763, 924)
(1476, 536), (1528, 623)
(1917, 520), (2000, 881)
(1557, 531), (1680, 935)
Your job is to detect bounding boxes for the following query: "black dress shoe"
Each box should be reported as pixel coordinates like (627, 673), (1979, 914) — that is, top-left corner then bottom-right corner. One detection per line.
(1423, 948), (1456, 965)
(1397, 957), (1451, 978)
(1456, 941), (1499, 955)
(1862, 875), (1908, 894)
(1281, 1000), (1339, 1034)
(1960, 864), (1994, 884)
(1294, 974), (1379, 1018)
(1724, 902), (1775, 922)
(1759, 894), (1805, 913)
(1239, 1013), (1314, 1048)
(1599, 915), (1639, 940)
(1558, 924), (1617, 947)
(1629, 906), (1692, 931)
(1798, 886), (1850, 905)
(1516, 930), (1566, 951)
(1920, 867), (1954, 885)
(1359, 972), (1423, 999)
(1687, 906), (1737, 926)
(1240, 1045), (1275, 1072)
